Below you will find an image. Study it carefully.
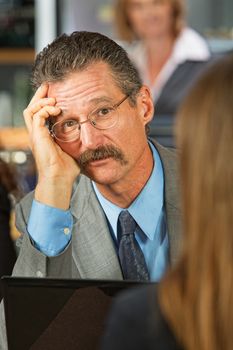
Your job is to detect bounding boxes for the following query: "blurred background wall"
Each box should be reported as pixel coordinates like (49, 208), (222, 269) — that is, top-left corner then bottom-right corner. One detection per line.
(57, 0), (233, 52)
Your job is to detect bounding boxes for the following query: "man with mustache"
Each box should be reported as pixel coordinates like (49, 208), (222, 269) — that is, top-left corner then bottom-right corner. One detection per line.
(10, 31), (181, 282)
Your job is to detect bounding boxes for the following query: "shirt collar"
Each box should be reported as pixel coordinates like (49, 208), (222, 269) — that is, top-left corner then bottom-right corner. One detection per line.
(169, 27), (210, 64)
(93, 141), (164, 240)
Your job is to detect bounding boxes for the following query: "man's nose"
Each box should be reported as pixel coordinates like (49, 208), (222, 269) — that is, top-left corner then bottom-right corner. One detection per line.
(79, 120), (103, 148)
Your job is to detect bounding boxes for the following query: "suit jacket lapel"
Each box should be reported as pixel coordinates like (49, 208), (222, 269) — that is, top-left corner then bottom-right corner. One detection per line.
(151, 140), (182, 266)
(70, 176), (123, 280)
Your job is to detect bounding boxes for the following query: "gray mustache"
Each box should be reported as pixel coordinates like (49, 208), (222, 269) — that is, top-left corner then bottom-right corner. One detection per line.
(77, 145), (127, 169)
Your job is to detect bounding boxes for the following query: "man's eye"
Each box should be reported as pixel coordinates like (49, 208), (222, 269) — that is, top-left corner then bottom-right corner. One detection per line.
(64, 120), (76, 127)
(96, 107), (114, 117)
(61, 120), (78, 132)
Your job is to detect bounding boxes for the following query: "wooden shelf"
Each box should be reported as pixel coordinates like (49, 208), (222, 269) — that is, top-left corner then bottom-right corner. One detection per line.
(0, 48), (35, 64)
(0, 127), (29, 150)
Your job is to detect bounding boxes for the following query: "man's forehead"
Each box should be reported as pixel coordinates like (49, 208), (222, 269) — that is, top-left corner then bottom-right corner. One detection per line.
(48, 67), (118, 100)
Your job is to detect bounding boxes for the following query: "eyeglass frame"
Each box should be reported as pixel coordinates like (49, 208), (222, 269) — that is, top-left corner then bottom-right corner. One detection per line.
(49, 94), (130, 143)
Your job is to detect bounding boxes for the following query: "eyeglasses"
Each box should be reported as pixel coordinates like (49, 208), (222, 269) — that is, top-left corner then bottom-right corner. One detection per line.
(50, 95), (129, 143)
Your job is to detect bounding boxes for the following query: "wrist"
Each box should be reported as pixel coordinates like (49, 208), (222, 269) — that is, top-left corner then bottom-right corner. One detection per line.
(35, 177), (74, 210)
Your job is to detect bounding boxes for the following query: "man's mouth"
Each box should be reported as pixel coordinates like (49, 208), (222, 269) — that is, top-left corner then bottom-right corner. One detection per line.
(88, 157), (112, 166)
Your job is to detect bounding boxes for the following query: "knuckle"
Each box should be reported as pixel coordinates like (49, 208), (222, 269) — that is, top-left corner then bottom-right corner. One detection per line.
(23, 108), (29, 117)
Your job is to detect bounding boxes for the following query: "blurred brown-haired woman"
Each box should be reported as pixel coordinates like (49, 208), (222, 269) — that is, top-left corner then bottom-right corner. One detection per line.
(159, 53), (233, 350)
(115, 0), (184, 41)
(114, 0), (211, 116)
(101, 55), (233, 350)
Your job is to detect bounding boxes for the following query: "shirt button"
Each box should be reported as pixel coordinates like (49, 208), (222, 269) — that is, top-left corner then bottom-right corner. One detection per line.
(64, 227), (70, 235)
(36, 270), (43, 278)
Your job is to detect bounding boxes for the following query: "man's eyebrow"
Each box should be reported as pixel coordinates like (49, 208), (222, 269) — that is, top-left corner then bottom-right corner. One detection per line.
(53, 96), (115, 122)
(56, 96), (114, 111)
(88, 96), (114, 105)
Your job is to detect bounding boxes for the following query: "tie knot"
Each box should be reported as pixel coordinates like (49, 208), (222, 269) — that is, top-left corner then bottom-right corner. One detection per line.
(118, 210), (137, 237)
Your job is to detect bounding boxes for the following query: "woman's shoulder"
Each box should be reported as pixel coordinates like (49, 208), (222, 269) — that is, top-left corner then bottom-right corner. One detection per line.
(101, 283), (183, 350)
(174, 27), (211, 62)
(112, 284), (170, 332)
(111, 283), (157, 318)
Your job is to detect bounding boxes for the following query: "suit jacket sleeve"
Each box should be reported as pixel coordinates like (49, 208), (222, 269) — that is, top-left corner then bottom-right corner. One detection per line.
(12, 191), (76, 279)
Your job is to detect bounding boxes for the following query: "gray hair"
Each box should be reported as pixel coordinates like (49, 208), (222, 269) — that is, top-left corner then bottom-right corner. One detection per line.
(31, 31), (142, 105)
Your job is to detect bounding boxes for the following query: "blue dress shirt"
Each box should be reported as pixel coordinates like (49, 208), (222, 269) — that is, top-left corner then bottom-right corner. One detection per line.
(93, 142), (169, 281)
(28, 200), (73, 256)
(28, 142), (169, 281)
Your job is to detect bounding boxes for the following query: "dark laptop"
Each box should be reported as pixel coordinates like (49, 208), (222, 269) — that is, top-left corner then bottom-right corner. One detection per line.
(1, 276), (148, 350)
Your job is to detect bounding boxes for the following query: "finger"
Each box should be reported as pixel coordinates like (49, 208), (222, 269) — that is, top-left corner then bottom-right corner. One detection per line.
(25, 97), (56, 118)
(32, 105), (61, 128)
(24, 99), (59, 133)
(28, 84), (49, 106)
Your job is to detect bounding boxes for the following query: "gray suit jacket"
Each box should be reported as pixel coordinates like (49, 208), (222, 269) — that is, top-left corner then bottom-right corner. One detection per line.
(12, 141), (182, 280)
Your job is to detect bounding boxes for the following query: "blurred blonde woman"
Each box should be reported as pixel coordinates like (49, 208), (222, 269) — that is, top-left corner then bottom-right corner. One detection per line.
(114, 0), (211, 116)
(101, 54), (233, 350)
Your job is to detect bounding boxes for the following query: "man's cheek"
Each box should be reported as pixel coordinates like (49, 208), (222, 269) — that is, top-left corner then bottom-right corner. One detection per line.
(56, 141), (80, 159)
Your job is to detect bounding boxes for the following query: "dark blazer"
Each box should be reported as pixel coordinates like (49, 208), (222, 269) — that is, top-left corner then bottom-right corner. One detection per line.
(155, 60), (211, 117)
(100, 284), (184, 350)
(0, 184), (17, 299)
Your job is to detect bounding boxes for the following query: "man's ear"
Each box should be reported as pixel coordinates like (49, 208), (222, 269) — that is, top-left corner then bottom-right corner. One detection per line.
(138, 86), (154, 126)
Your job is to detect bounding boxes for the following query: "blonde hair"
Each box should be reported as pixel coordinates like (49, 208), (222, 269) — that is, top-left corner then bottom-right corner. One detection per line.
(159, 54), (233, 350)
(114, 0), (185, 42)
